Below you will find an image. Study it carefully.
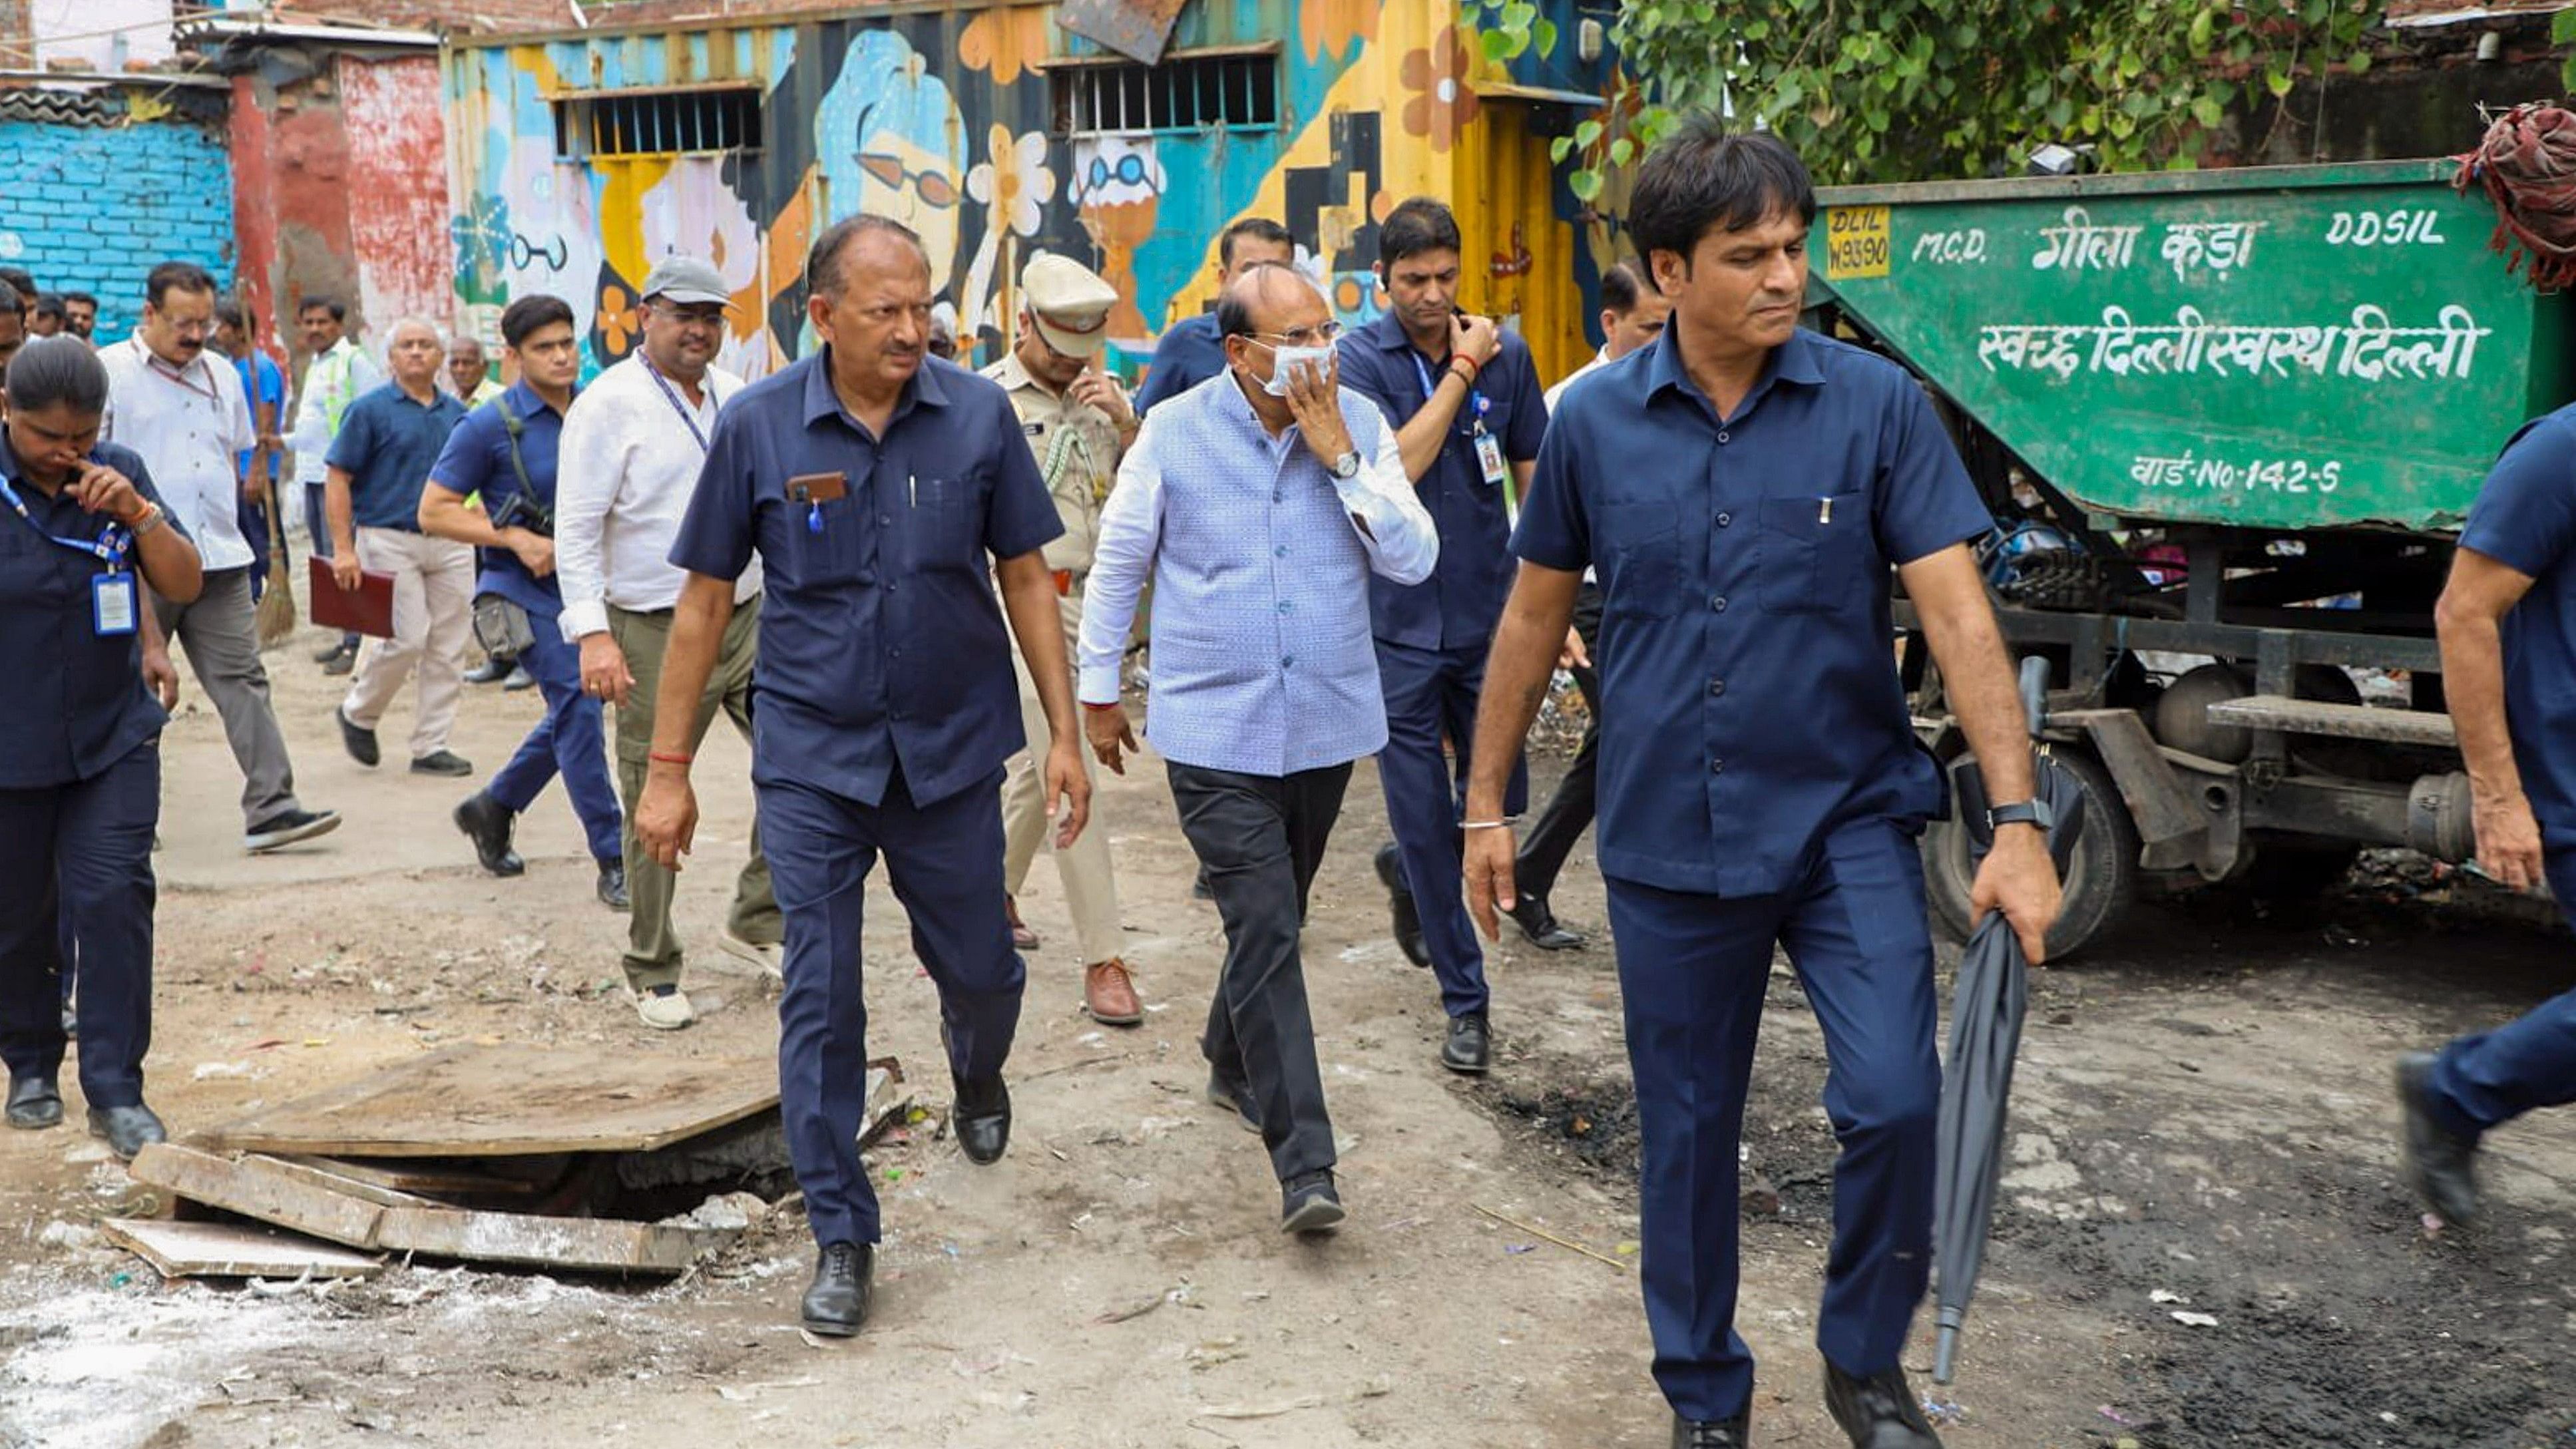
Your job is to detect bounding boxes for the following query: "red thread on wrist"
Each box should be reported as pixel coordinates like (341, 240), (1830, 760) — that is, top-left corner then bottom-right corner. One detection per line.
(1081, 700), (1122, 713)
(648, 749), (694, 765)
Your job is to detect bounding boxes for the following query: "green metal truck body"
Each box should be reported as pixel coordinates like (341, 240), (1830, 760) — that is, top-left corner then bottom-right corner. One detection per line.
(1809, 160), (2571, 534)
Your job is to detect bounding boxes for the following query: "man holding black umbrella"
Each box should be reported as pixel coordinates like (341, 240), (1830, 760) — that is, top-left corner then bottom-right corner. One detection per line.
(1462, 117), (2059, 1449)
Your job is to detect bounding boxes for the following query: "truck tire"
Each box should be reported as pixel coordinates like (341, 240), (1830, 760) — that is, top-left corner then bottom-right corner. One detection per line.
(1922, 748), (2141, 963)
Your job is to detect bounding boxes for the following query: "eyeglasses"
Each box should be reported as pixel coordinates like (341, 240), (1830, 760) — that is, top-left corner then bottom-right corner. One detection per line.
(856, 152), (960, 209)
(1247, 322), (1343, 348)
(652, 302), (726, 329)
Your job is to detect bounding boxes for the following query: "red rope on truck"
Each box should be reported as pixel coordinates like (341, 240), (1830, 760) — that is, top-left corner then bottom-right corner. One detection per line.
(2455, 103), (2576, 294)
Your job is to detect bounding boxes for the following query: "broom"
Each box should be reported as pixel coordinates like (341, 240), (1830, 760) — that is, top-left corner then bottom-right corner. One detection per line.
(255, 472), (298, 647)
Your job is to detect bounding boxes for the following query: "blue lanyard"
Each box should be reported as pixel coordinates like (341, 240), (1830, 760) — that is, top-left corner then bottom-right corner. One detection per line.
(0, 475), (130, 570)
(1409, 349), (1490, 439)
(640, 356), (712, 453)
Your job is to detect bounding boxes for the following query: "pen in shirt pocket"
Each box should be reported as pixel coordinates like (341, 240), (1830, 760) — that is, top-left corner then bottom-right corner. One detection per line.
(1818, 497), (1834, 525)
(909, 473), (918, 509)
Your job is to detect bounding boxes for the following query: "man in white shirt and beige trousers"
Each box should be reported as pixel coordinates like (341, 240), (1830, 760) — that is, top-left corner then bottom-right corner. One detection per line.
(556, 256), (781, 1030)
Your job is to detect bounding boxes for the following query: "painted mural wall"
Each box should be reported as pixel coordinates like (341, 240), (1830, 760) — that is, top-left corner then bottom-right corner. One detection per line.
(444, 0), (1616, 386)
(0, 102), (234, 342)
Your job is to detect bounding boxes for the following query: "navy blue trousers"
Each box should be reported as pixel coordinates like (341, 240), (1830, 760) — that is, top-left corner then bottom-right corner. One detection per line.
(1374, 636), (1526, 1017)
(0, 741), (161, 1107)
(2428, 849), (2576, 1136)
(485, 615), (623, 863)
(760, 765), (1025, 1249)
(1604, 817), (1941, 1422)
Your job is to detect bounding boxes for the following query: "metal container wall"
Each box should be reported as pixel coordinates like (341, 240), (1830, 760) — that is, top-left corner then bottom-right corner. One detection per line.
(1810, 160), (2573, 534)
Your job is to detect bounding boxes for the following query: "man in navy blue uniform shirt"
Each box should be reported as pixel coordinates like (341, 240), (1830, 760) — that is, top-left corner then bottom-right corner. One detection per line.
(635, 216), (1090, 1339)
(1463, 120), (2061, 1449)
(1133, 217), (1294, 417)
(417, 295), (626, 909)
(2397, 406), (2576, 1228)
(1335, 196), (1546, 1076)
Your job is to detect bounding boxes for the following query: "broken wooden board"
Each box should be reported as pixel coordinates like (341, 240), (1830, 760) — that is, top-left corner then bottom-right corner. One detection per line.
(132, 1144), (732, 1275)
(274, 1153), (544, 1199)
(103, 1217), (381, 1281)
(196, 1043), (777, 1158)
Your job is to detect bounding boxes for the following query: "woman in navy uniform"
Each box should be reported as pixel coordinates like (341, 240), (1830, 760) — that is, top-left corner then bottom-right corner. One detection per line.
(0, 338), (203, 1157)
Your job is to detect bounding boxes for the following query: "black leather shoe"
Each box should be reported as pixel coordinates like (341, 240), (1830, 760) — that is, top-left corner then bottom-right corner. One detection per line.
(598, 861), (630, 911)
(6, 1076), (63, 1131)
(1280, 1169), (1345, 1234)
(2397, 1051), (2481, 1226)
(1191, 868), (1215, 901)
(799, 1241), (874, 1336)
(465, 654), (514, 685)
(1823, 1360), (1944, 1449)
(1205, 1072), (1262, 1134)
(1673, 1413), (1753, 1449)
(87, 1103), (167, 1159)
(1441, 1011), (1492, 1076)
(313, 638), (351, 664)
(1508, 892), (1588, 950)
(1374, 843), (1430, 967)
(453, 792), (525, 877)
(411, 750), (473, 777)
(953, 1072), (1012, 1165)
(337, 707), (379, 767)
(321, 644), (356, 677)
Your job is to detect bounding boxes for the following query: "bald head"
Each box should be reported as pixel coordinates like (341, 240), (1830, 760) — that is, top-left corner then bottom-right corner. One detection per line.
(1216, 261), (1325, 341)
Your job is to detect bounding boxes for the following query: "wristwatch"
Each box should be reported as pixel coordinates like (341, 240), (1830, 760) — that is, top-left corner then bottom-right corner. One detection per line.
(1328, 450), (1362, 480)
(1986, 799), (2054, 833)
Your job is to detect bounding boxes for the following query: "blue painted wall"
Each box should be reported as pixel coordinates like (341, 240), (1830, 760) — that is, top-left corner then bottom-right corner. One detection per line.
(0, 118), (236, 341)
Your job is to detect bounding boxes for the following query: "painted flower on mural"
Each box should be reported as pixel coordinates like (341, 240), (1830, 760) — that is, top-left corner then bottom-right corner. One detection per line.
(1399, 26), (1482, 154)
(596, 283), (643, 358)
(1298, 0), (1377, 61)
(967, 124), (1056, 240)
(959, 4), (1051, 85)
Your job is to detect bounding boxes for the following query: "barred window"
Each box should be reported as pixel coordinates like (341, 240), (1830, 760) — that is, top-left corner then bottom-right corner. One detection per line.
(552, 88), (763, 161)
(1050, 53), (1279, 136)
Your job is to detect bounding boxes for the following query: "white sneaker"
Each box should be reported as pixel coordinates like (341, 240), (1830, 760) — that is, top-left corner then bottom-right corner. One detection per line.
(635, 984), (696, 1030)
(720, 931), (785, 981)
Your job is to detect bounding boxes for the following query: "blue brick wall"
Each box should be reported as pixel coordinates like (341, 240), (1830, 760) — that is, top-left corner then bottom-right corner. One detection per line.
(0, 119), (234, 343)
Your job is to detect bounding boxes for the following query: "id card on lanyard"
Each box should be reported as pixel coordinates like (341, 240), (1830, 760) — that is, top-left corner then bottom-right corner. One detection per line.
(0, 475), (137, 636)
(1410, 350), (1516, 518)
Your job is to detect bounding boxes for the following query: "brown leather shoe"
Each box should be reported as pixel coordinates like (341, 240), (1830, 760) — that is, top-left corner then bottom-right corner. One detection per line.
(1083, 958), (1144, 1025)
(1006, 895), (1040, 952)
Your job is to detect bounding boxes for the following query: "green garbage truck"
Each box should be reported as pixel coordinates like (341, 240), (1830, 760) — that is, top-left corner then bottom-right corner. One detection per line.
(1805, 158), (2571, 957)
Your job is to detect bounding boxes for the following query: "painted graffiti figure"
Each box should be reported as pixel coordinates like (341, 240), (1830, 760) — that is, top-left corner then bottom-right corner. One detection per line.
(1079, 261), (1436, 1237)
(556, 256), (782, 1031)
(635, 216), (1088, 1336)
(1462, 122), (2061, 1449)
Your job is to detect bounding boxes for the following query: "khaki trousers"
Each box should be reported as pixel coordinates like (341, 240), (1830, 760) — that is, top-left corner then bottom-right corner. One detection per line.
(608, 600), (781, 991)
(1001, 589), (1122, 965)
(342, 528), (473, 761)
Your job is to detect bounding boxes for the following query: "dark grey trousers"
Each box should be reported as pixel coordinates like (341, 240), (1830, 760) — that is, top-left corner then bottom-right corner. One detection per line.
(1166, 759), (1351, 1183)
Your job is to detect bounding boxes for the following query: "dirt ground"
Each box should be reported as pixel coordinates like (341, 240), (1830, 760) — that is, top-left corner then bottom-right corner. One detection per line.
(3, 624), (2573, 1449)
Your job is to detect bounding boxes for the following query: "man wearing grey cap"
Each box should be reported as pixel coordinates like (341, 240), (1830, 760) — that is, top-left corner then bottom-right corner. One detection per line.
(983, 252), (1144, 1028)
(555, 256), (782, 1030)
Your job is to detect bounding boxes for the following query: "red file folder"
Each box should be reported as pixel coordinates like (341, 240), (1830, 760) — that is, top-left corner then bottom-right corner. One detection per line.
(308, 556), (397, 638)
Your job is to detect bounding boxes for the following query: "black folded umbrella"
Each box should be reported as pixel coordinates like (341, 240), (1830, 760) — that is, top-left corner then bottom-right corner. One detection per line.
(1931, 662), (2085, 1388)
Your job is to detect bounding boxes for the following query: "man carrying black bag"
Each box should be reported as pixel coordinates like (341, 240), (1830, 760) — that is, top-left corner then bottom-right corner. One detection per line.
(418, 295), (626, 908)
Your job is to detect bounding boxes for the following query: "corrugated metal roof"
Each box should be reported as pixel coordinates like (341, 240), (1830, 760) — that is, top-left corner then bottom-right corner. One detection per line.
(0, 85), (126, 126)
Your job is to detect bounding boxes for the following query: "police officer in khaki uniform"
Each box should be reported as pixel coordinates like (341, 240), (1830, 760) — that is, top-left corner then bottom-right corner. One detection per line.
(984, 253), (1144, 1026)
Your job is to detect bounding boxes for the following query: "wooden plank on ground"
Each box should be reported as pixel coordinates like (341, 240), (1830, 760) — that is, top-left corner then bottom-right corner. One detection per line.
(103, 1218), (381, 1281)
(375, 1206), (722, 1275)
(196, 1044), (778, 1158)
(130, 1143), (391, 1250)
(275, 1153), (544, 1199)
(252, 1154), (444, 1209)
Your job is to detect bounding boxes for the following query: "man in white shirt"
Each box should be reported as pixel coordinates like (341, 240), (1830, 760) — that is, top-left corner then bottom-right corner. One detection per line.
(1544, 258), (1669, 411)
(287, 296), (382, 674)
(101, 262), (339, 853)
(556, 255), (779, 1028)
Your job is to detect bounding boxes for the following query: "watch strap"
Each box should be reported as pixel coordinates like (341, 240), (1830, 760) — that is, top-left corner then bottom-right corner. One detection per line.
(1987, 799), (2049, 830)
